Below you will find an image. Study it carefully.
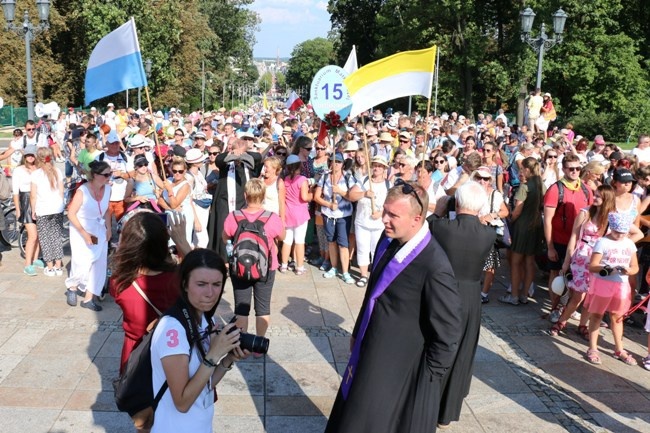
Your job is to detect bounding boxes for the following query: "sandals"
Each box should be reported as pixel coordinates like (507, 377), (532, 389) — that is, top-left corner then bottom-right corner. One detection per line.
(549, 321), (566, 337)
(577, 325), (589, 341)
(279, 264), (288, 273)
(294, 267), (306, 276)
(613, 350), (637, 366)
(586, 349), (602, 365)
(356, 276), (368, 287)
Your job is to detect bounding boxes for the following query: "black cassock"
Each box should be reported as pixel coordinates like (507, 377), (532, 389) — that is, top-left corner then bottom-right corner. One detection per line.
(429, 214), (496, 425)
(206, 151), (261, 259)
(325, 227), (463, 433)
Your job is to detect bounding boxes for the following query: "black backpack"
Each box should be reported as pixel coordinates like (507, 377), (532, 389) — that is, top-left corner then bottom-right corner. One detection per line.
(113, 301), (205, 419)
(229, 210), (272, 282)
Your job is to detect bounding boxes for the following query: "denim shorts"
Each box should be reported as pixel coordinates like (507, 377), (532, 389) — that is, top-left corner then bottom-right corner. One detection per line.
(323, 215), (352, 248)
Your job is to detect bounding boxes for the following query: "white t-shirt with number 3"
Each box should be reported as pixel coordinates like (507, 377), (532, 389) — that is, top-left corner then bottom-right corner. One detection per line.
(151, 315), (214, 433)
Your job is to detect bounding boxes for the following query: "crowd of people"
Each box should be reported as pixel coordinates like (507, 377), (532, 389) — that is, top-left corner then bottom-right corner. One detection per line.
(2, 91), (650, 431)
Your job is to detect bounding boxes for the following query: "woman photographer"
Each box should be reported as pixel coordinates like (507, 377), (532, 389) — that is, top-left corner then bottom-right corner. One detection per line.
(150, 249), (247, 432)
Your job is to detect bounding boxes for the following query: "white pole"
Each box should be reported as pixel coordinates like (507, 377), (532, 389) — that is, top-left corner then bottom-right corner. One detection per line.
(434, 48), (440, 116)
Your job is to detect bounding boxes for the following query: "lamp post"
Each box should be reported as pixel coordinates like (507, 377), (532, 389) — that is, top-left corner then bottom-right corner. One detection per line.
(520, 7), (568, 89)
(1, 0), (50, 121)
(138, 58), (151, 110)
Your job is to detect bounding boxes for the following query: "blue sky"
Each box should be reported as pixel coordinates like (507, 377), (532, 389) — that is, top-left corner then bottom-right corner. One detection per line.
(249, 0), (331, 58)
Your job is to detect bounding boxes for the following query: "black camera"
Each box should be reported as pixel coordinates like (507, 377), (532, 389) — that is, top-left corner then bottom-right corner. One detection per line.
(565, 271), (573, 282)
(225, 318), (270, 354)
(599, 266), (613, 277)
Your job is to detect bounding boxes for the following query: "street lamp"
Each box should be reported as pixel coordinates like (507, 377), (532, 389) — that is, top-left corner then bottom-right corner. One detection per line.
(520, 7), (568, 89)
(1, 0), (50, 121)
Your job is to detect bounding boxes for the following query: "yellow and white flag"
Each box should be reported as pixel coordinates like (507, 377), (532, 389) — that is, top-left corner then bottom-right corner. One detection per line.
(344, 46), (436, 118)
(262, 93), (269, 110)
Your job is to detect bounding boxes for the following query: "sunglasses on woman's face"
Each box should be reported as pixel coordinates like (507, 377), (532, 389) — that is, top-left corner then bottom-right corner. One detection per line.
(98, 172), (112, 178)
(276, 152), (287, 156)
(172, 169), (185, 174)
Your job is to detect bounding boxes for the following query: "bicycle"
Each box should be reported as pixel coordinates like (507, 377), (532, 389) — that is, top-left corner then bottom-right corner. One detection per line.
(0, 198), (20, 247)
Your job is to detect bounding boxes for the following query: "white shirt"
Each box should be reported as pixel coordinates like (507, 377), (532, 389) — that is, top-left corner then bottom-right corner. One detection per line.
(151, 315), (214, 433)
(31, 167), (64, 216)
(23, 133), (48, 148)
(96, 152), (128, 201)
(12, 165), (33, 194)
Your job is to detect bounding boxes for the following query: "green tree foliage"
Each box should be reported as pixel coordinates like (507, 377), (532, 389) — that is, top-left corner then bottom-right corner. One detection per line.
(328, 0), (649, 139)
(0, 0), (258, 114)
(259, 72), (273, 93)
(286, 38), (335, 100)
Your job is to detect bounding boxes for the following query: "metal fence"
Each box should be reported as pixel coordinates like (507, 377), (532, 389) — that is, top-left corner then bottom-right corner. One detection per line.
(0, 106), (29, 128)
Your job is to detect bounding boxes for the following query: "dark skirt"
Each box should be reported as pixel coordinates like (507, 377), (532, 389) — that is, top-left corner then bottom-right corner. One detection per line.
(18, 191), (35, 224)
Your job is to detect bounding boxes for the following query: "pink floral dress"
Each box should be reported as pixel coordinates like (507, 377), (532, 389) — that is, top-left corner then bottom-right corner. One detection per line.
(568, 211), (601, 293)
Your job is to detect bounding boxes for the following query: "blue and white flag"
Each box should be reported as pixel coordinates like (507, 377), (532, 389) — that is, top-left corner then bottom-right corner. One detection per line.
(84, 17), (147, 105)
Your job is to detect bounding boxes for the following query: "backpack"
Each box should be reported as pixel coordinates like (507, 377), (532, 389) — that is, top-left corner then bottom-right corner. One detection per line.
(99, 150), (128, 163)
(506, 152), (520, 187)
(0, 169), (11, 200)
(553, 180), (590, 231)
(22, 132), (41, 149)
(114, 301), (204, 424)
(229, 210), (272, 282)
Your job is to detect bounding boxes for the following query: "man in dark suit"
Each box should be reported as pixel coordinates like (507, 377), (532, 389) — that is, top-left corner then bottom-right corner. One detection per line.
(206, 138), (262, 259)
(326, 181), (463, 433)
(429, 181), (497, 428)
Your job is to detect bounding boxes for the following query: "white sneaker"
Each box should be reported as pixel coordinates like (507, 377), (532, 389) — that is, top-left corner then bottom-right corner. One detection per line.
(549, 308), (563, 323)
(43, 267), (56, 277)
(528, 283), (536, 297)
(54, 267), (63, 277)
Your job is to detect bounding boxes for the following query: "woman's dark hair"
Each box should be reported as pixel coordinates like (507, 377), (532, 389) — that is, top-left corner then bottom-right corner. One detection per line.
(291, 135), (313, 155)
(178, 249), (228, 320)
(416, 160), (434, 173)
(286, 162), (302, 178)
(111, 212), (176, 293)
(87, 160), (111, 180)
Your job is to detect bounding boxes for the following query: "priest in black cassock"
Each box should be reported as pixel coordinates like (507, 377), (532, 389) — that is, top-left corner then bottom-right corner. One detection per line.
(428, 181), (496, 428)
(206, 138), (262, 259)
(325, 181), (463, 433)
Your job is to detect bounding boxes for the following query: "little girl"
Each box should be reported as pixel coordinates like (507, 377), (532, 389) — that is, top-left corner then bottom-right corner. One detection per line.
(585, 211), (639, 365)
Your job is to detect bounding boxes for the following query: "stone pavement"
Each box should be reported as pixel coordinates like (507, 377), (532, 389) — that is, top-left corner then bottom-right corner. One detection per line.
(0, 242), (649, 433)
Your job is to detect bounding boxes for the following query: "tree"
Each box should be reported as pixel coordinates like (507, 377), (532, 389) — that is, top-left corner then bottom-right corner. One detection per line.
(285, 38), (335, 100)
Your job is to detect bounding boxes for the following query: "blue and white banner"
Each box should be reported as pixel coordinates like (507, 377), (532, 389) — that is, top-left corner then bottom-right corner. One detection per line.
(84, 17), (147, 105)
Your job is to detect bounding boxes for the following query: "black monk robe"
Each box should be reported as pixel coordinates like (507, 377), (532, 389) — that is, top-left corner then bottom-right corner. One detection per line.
(429, 214), (496, 425)
(325, 225), (463, 433)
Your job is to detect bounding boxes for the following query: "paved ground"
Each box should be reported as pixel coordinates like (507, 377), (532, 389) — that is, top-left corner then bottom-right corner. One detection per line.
(0, 241), (649, 433)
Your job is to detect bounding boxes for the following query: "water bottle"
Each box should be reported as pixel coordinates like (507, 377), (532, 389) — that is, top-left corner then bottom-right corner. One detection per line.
(225, 240), (234, 258)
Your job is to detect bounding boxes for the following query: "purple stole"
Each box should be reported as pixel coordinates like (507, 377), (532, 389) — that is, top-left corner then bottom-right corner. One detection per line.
(341, 231), (432, 400)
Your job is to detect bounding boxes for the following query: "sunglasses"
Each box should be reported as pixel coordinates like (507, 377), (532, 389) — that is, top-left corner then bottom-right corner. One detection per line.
(394, 178), (424, 214)
(433, 159), (446, 164)
(476, 176), (491, 181)
(316, 147), (327, 151)
(399, 140), (410, 143)
(209, 152), (219, 156)
(547, 155), (558, 159)
(136, 163), (148, 168)
(303, 147), (313, 151)
(143, 147), (151, 151)
(172, 169), (185, 174)
(484, 149), (493, 153)
(25, 128), (35, 132)
(25, 154), (35, 157)
(334, 160), (344, 164)
(175, 133), (184, 137)
(201, 128), (210, 131)
(565, 166), (581, 172)
(98, 172), (112, 178)
(276, 152), (287, 156)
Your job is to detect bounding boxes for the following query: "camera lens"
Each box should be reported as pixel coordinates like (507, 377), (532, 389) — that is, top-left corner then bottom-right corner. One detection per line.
(565, 272), (573, 282)
(239, 332), (270, 354)
(599, 267), (611, 277)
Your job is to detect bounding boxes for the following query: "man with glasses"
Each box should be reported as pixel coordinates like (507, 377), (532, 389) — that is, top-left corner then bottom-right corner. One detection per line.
(398, 131), (415, 157)
(325, 179), (462, 433)
(96, 131), (130, 226)
(23, 120), (48, 148)
(543, 153), (593, 322)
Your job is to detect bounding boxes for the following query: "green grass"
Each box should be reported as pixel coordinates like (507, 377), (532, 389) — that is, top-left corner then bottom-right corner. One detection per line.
(0, 132), (12, 138)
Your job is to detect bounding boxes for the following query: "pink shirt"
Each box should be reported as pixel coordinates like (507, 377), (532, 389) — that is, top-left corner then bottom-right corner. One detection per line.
(223, 208), (284, 270)
(283, 175), (310, 228)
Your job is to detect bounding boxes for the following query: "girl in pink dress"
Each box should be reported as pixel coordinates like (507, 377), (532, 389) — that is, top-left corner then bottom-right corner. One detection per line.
(584, 211), (639, 365)
(554, 185), (616, 338)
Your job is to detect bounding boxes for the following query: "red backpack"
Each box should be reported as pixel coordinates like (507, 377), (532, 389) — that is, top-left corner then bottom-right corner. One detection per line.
(229, 210), (272, 282)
